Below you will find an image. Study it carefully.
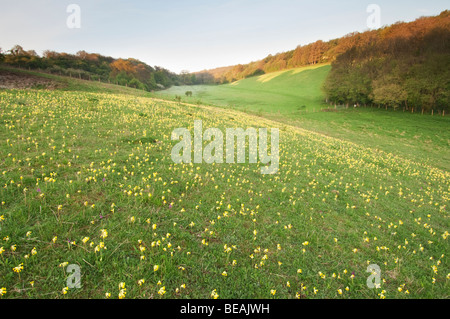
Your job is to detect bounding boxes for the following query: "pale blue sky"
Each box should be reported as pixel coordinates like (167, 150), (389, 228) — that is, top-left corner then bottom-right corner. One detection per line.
(0, 0), (448, 73)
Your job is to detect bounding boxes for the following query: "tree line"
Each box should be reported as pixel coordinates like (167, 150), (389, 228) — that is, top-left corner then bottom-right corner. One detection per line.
(323, 10), (450, 113)
(193, 39), (334, 84)
(0, 47), (182, 91)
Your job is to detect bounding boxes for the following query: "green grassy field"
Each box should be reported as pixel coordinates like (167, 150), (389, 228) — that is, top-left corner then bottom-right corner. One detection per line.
(157, 64), (331, 115)
(0, 75), (449, 299)
(0, 66), (154, 98)
(158, 65), (450, 172)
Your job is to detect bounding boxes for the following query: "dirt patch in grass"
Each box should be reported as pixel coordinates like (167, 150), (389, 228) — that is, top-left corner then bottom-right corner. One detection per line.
(0, 69), (61, 90)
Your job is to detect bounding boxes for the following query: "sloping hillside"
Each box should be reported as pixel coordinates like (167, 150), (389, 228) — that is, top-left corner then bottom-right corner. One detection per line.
(0, 88), (448, 299)
(159, 64), (331, 114)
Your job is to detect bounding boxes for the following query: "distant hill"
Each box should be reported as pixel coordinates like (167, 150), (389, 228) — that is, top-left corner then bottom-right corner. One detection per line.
(190, 10), (449, 112)
(0, 47), (182, 91)
(159, 63), (331, 115)
(194, 10), (450, 91)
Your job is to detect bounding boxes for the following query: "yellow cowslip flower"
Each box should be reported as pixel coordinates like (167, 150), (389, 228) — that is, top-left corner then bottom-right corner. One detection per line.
(211, 289), (219, 299)
(431, 265), (438, 274)
(118, 289), (127, 299)
(13, 263), (24, 273)
(100, 229), (108, 239)
(158, 286), (166, 296)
